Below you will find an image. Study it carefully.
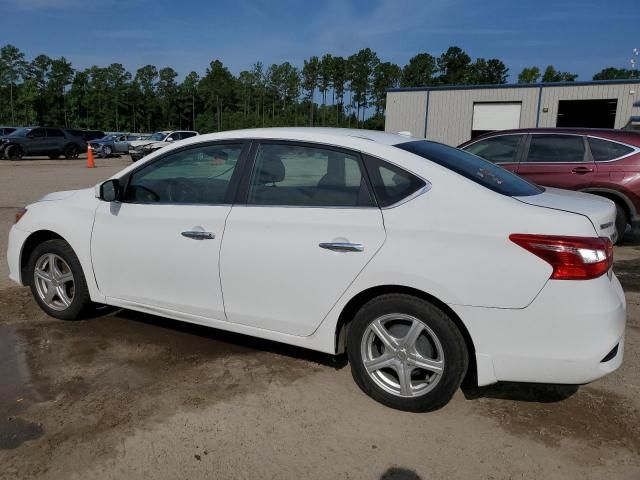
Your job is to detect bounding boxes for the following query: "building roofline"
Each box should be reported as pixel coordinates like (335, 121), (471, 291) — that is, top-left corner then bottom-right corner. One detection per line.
(387, 78), (640, 93)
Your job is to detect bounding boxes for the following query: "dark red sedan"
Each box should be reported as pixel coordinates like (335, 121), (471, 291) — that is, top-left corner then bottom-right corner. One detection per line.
(459, 128), (640, 242)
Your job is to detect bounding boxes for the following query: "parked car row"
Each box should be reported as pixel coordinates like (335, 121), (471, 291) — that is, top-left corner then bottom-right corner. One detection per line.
(459, 128), (640, 243)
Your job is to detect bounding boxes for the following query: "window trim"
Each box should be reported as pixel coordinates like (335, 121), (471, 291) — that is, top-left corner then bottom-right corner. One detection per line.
(521, 133), (591, 165)
(461, 133), (527, 166)
(585, 135), (640, 163)
(119, 139), (251, 206)
(233, 139), (379, 209)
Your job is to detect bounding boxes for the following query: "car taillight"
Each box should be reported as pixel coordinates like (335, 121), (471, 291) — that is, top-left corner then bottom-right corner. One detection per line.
(509, 234), (613, 280)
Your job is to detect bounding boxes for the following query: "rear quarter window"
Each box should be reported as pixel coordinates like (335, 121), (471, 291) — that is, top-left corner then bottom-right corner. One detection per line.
(396, 140), (543, 197)
(588, 137), (635, 161)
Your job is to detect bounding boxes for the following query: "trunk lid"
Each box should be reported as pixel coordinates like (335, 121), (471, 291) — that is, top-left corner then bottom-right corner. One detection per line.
(515, 187), (617, 241)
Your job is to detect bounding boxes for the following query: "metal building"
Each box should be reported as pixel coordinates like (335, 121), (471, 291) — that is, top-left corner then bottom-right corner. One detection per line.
(385, 79), (640, 146)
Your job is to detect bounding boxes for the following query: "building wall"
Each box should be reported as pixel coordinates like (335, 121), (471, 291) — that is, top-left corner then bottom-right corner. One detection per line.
(538, 84), (638, 129)
(425, 88), (539, 146)
(385, 82), (640, 146)
(384, 91), (429, 138)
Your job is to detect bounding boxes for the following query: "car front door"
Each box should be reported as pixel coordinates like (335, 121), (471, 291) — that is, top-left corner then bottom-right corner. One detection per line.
(91, 141), (248, 320)
(114, 135), (129, 153)
(219, 141), (386, 337)
(462, 134), (525, 172)
(516, 134), (595, 189)
(25, 128), (47, 155)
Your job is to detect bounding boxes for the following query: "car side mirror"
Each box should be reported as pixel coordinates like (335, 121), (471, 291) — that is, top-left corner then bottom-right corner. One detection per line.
(98, 179), (120, 202)
(166, 137), (174, 142)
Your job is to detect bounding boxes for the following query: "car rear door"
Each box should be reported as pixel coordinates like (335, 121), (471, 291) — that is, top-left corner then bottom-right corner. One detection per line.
(91, 141), (249, 320)
(219, 141), (386, 336)
(516, 134), (596, 189)
(461, 134), (525, 172)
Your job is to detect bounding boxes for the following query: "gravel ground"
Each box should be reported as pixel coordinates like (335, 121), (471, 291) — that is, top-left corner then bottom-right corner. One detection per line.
(0, 157), (639, 480)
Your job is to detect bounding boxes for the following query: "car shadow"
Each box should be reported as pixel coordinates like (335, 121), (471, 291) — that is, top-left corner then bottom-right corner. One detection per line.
(461, 381), (579, 403)
(106, 308), (349, 370)
(380, 467), (422, 480)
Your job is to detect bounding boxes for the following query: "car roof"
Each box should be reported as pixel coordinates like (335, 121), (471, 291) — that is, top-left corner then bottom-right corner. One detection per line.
(461, 128), (640, 147)
(181, 127), (418, 146)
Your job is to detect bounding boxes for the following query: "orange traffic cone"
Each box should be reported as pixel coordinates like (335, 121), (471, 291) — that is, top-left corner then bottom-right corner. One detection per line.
(86, 146), (95, 168)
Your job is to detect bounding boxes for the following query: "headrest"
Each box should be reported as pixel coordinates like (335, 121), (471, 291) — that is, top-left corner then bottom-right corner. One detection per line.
(257, 153), (285, 184)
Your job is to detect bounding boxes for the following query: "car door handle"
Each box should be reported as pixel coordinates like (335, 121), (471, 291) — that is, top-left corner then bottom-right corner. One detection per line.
(181, 230), (215, 240)
(319, 242), (364, 252)
(571, 167), (593, 174)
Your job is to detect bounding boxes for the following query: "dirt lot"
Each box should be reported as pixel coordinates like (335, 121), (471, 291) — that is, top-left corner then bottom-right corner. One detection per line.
(1, 157), (639, 480)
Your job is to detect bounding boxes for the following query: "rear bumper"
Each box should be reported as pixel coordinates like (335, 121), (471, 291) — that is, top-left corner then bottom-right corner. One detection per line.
(452, 273), (626, 386)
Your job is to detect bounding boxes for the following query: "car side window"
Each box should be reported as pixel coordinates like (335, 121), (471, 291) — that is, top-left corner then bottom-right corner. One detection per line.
(364, 156), (426, 207)
(123, 144), (243, 204)
(167, 132), (181, 141)
(525, 135), (586, 163)
(247, 143), (374, 207)
(465, 135), (523, 164)
(46, 128), (65, 137)
(28, 128), (46, 138)
(182, 132), (197, 139)
(588, 137), (635, 162)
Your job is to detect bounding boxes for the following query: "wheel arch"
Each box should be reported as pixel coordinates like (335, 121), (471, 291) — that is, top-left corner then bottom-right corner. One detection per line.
(334, 284), (478, 386)
(582, 187), (635, 224)
(20, 230), (68, 285)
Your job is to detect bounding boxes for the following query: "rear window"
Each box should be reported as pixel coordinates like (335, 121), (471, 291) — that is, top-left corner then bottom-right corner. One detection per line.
(588, 137), (635, 161)
(395, 140), (543, 197)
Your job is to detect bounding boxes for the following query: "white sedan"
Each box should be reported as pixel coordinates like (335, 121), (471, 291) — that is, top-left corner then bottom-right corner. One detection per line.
(6, 128), (626, 411)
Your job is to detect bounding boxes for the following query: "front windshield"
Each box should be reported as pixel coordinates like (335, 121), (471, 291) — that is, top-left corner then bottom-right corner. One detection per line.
(8, 128), (32, 137)
(149, 132), (165, 141)
(395, 140), (543, 197)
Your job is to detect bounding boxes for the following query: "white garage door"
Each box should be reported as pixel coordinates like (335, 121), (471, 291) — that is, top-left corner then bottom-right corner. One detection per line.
(472, 103), (522, 131)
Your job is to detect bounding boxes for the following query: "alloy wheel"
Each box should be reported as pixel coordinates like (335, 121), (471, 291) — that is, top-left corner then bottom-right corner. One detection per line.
(33, 253), (75, 311)
(360, 313), (445, 398)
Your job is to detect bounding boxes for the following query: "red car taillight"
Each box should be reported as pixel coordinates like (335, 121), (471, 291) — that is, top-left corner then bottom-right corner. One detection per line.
(509, 234), (613, 280)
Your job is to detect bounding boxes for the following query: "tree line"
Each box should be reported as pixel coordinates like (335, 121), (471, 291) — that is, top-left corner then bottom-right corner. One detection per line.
(0, 43), (636, 133)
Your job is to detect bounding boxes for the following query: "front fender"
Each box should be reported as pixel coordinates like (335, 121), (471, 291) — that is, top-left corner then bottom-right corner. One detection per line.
(15, 192), (105, 303)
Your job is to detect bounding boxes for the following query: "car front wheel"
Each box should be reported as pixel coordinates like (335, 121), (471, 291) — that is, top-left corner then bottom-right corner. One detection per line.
(347, 294), (468, 412)
(27, 239), (92, 320)
(5, 144), (23, 160)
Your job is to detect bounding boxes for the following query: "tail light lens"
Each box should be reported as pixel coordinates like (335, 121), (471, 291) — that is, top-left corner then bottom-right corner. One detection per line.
(509, 234), (613, 280)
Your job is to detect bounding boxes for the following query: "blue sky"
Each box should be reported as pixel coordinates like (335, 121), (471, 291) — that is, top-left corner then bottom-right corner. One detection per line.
(1, 0), (638, 81)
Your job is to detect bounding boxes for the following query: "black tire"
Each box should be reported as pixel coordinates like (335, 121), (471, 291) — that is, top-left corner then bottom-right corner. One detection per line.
(5, 144), (23, 160)
(64, 143), (80, 159)
(27, 239), (93, 320)
(347, 294), (468, 412)
(48, 153), (61, 160)
(614, 203), (628, 244)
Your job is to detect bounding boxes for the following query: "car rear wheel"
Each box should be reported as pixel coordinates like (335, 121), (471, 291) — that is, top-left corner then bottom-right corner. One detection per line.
(347, 294), (468, 412)
(27, 239), (92, 320)
(5, 145), (23, 160)
(614, 203), (628, 244)
(64, 144), (80, 159)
